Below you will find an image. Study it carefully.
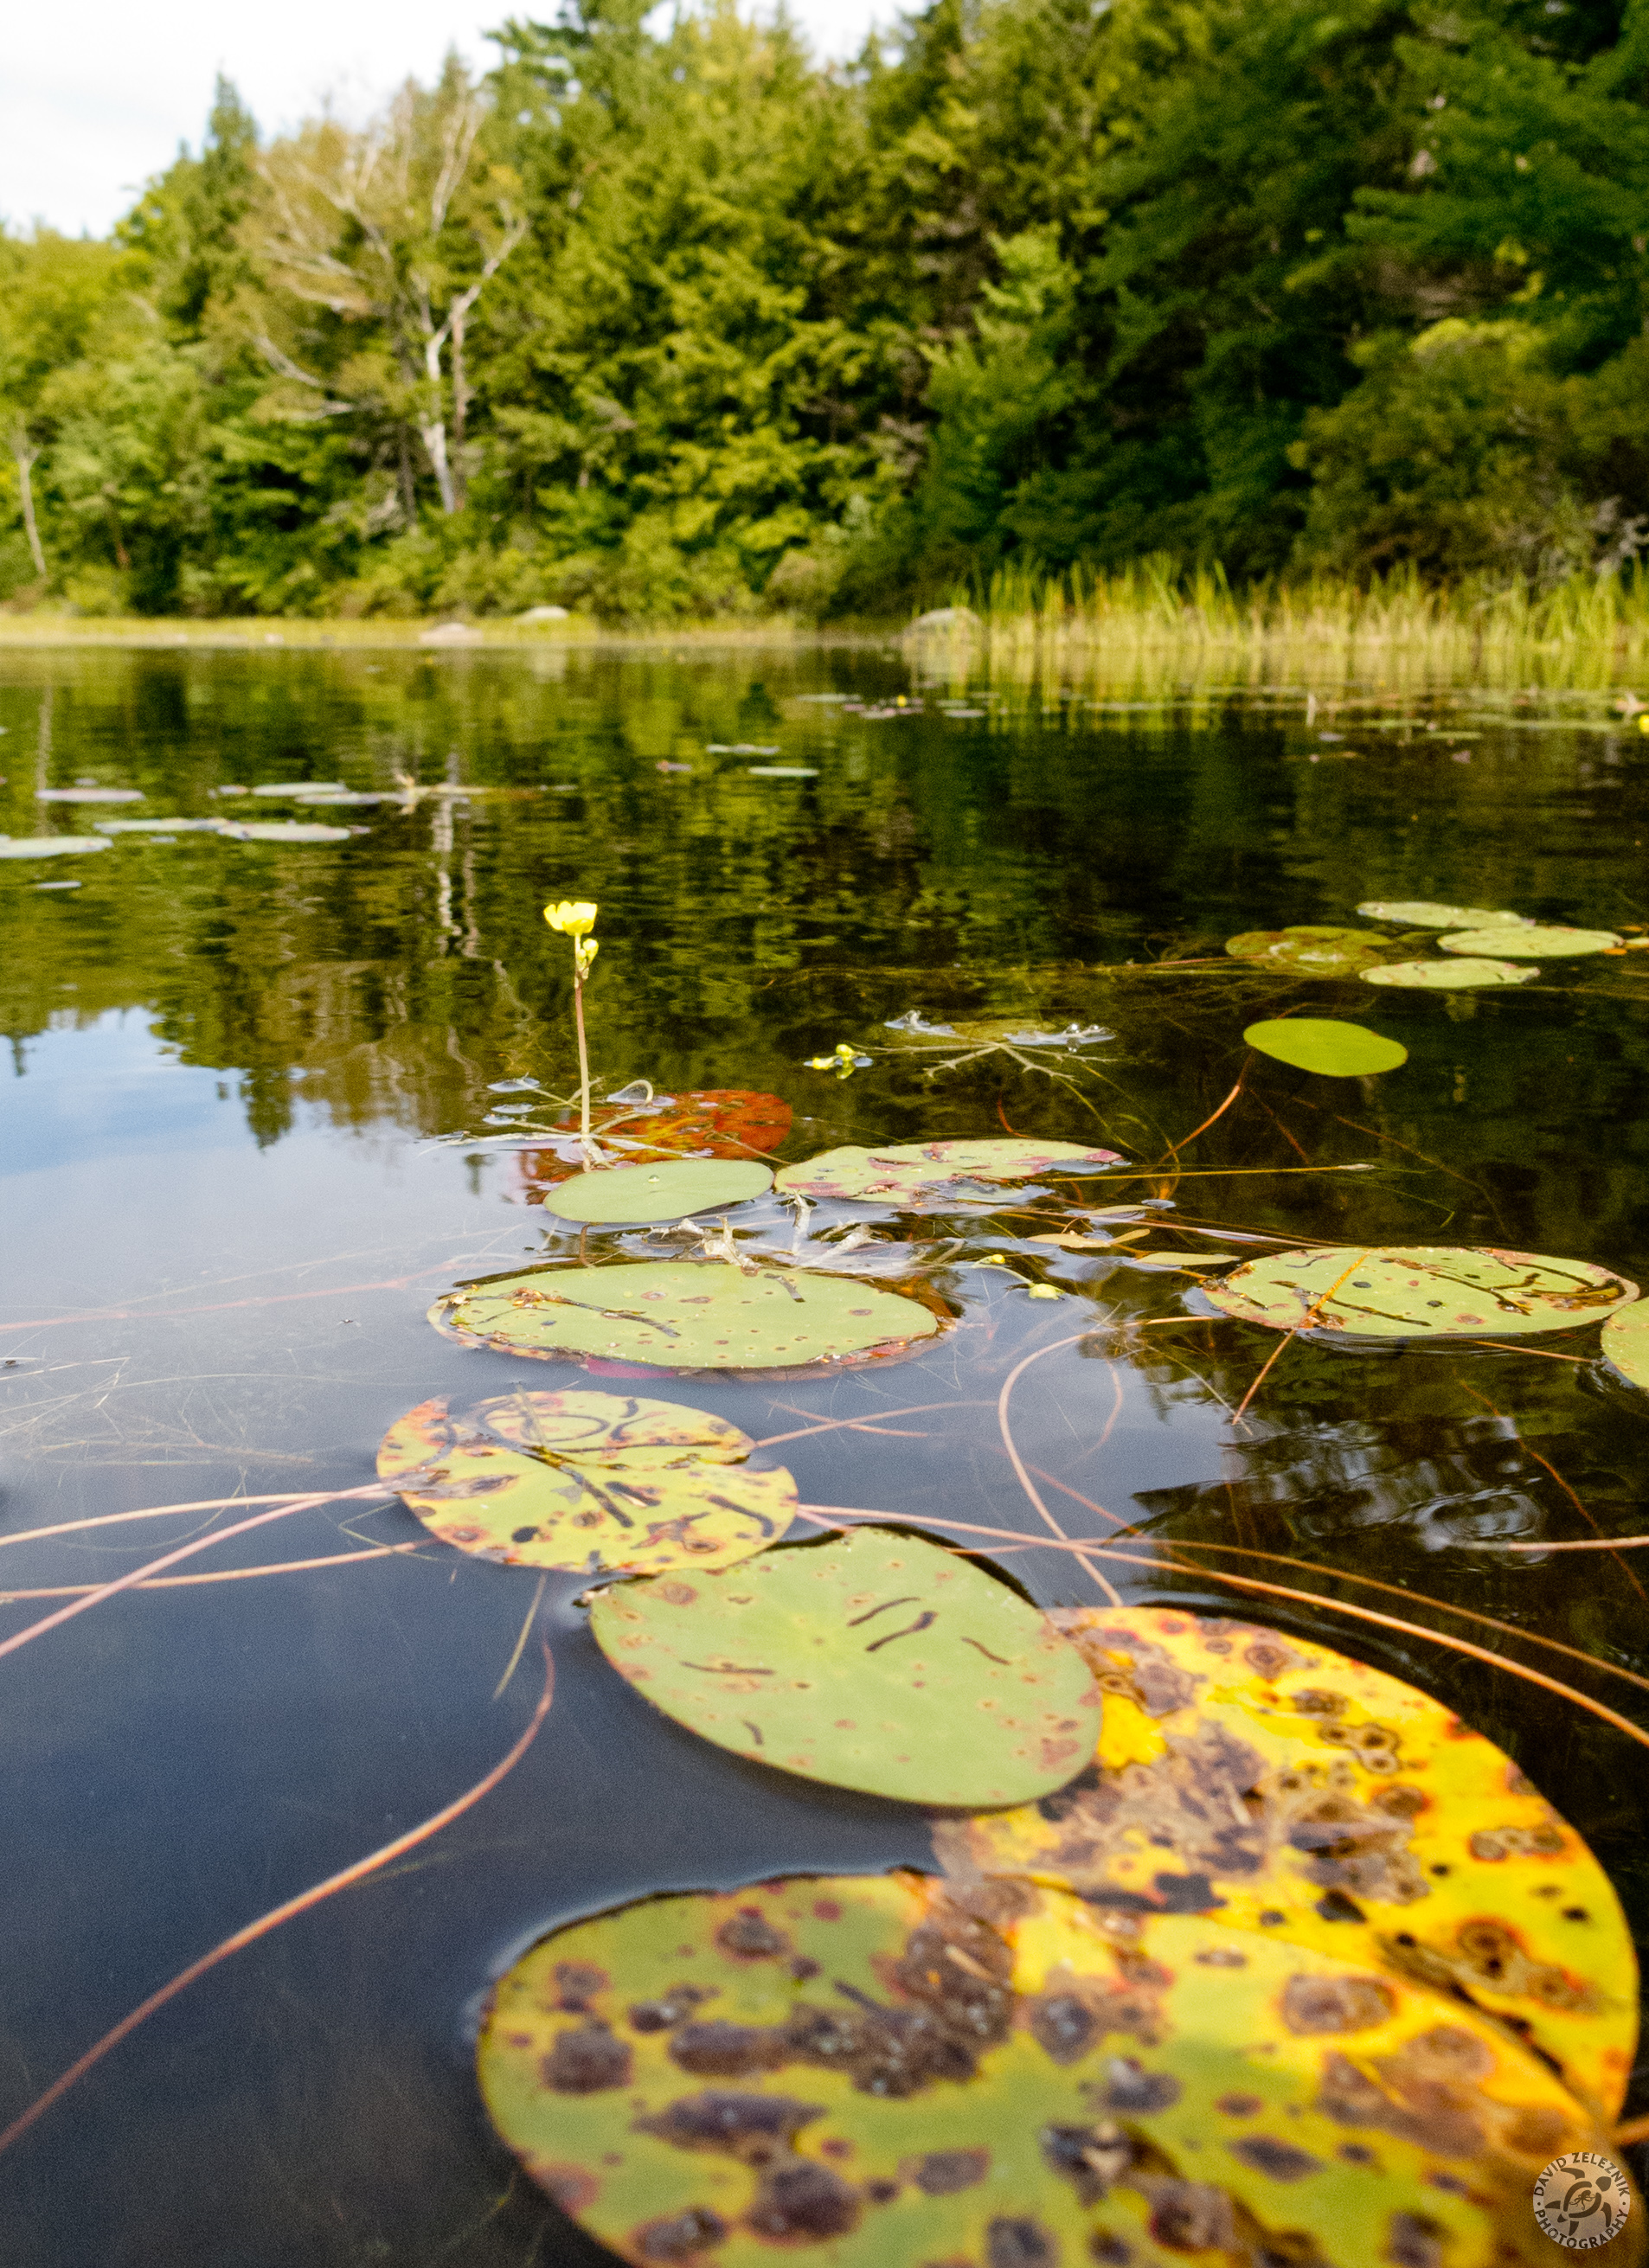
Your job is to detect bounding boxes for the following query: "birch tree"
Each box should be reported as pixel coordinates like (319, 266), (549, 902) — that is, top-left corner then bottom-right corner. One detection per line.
(242, 56), (526, 514)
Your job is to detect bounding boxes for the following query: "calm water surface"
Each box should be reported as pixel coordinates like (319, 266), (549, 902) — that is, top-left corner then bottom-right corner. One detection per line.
(2, 643), (1647, 2265)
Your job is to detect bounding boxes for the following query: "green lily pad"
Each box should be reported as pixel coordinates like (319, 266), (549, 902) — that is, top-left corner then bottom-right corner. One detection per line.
(1601, 1302), (1649, 1392)
(590, 1524), (1101, 1804)
(1225, 926), (1393, 977)
(1357, 900), (1531, 927)
(1363, 958), (1537, 990)
(93, 817), (230, 835)
(0, 836), (112, 860)
(1440, 924), (1621, 958)
(35, 785), (143, 804)
(224, 820), (355, 843)
(1206, 1243), (1636, 1340)
(430, 1260), (941, 1373)
(773, 1138), (1122, 1206)
(1243, 1018), (1408, 1075)
(545, 1158), (774, 1224)
(478, 1874), (1618, 2268)
(375, 1388), (796, 1575)
(519, 1091), (793, 1193)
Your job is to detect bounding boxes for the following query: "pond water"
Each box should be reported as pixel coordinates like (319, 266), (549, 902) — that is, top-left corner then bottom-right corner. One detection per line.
(2, 642), (1647, 2265)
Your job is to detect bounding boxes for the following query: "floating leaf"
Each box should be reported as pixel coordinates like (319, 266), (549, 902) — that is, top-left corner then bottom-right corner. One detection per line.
(478, 1872), (1622, 2267)
(0, 836), (112, 861)
(1225, 926), (1394, 977)
(223, 820), (355, 843)
(519, 1090), (793, 1190)
(936, 1607), (1638, 2118)
(1358, 900), (1532, 928)
(1363, 958), (1537, 990)
(431, 1261), (941, 1373)
(1601, 1302), (1649, 1392)
(93, 817), (231, 835)
(773, 1138), (1123, 1206)
(748, 766), (818, 777)
(1440, 925), (1621, 959)
(543, 1159), (774, 1224)
(590, 1525), (1100, 1804)
(881, 1016), (1113, 1050)
(375, 1389), (795, 1575)
(35, 786), (143, 804)
(1205, 1244), (1636, 1339)
(1243, 1018), (1408, 1076)
(252, 780), (349, 796)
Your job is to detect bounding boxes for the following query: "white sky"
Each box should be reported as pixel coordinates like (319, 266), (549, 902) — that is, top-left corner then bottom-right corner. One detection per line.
(3, 0), (887, 240)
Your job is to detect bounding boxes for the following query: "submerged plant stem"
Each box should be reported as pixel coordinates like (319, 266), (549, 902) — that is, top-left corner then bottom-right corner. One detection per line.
(0, 1643), (556, 2162)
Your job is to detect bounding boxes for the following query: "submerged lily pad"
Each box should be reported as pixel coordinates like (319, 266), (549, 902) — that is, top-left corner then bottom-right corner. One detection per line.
(375, 1388), (796, 1574)
(1601, 1302), (1649, 1392)
(478, 1873), (1621, 2267)
(936, 1607), (1639, 2118)
(1225, 926), (1393, 977)
(591, 1525), (1100, 1805)
(1206, 1243), (1636, 1339)
(431, 1260), (941, 1372)
(1357, 900), (1531, 928)
(1440, 925), (1621, 959)
(544, 1158), (774, 1224)
(1243, 1018), (1408, 1075)
(773, 1138), (1123, 1206)
(0, 836), (112, 860)
(1363, 957), (1537, 990)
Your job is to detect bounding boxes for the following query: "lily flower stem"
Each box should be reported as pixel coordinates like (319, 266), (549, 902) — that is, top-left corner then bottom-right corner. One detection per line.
(573, 968), (596, 1165)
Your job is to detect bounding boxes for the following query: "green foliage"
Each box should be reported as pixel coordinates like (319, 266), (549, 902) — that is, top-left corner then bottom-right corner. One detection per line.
(9, 0), (1649, 614)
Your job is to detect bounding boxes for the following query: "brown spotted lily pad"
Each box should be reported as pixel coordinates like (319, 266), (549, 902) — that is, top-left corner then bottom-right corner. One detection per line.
(590, 1525), (1101, 1806)
(375, 1390), (797, 1575)
(935, 1608), (1639, 2118)
(773, 1139), (1123, 1207)
(477, 1873), (1629, 2266)
(1205, 1245), (1636, 1341)
(519, 1091), (793, 1191)
(428, 1262), (941, 1374)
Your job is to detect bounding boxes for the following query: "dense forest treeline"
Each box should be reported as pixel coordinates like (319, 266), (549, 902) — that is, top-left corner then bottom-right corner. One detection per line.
(4, 0), (1649, 621)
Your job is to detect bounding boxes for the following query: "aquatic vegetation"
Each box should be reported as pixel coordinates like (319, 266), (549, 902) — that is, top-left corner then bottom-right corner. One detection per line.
(1207, 1246), (1637, 1341)
(935, 1606), (1637, 2117)
(1601, 1304), (1649, 1393)
(477, 1873), (1630, 2267)
(517, 1091), (793, 1189)
(1440, 924), (1622, 959)
(1242, 1019), (1408, 1077)
(376, 1389), (797, 1575)
(428, 1261), (944, 1373)
(545, 896), (602, 1161)
(773, 1139), (1124, 1207)
(589, 1525), (1102, 1806)
(1363, 957), (1537, 990)
(1225, 926), (1397, 977)
(1357, 900), (1533, 928)
(542, 1158), (775, 1225)
(0, 835), (111, 859)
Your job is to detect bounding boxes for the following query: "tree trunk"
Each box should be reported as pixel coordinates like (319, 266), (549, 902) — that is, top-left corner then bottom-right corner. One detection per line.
(10, 424), (46, 579)
(419, 331), (458, 514)
(450, 304), (469, 513)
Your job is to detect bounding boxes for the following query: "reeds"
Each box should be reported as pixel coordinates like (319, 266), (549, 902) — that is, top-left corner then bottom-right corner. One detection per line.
(941, 555), (1649, 694)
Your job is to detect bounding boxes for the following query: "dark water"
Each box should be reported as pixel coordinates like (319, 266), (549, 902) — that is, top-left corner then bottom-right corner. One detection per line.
(2, 643), (1647, 2265)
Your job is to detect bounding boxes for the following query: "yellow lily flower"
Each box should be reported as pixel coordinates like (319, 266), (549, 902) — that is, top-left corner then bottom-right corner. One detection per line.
(544, 899), (599, 937)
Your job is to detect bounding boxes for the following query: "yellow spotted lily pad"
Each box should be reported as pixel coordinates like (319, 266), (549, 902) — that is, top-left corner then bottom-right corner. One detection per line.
(375, 1389), (797, 1575)
(544, 1158), (774, 1224)
(1204, 1244), (1636, 1340)
(1363, 958), (1537, 990)
(935, 1609), (1639, 2118)
(1358, 900), (1532, 928)
(1225, 926), (1395, 977)
(1601, 1302), (1649, 1393)
(773, 1139), (1123, 1206)
(1440, 926), (1621, 959)
(478, 1873), (1633, 2266)
(590, 1525), (1101, 1806)
(429, 1261), (941, 1373)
